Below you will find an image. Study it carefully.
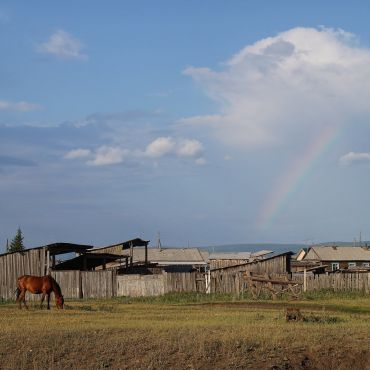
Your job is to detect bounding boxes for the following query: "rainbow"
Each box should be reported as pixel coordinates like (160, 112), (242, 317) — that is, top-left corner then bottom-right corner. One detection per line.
(255, 126), (340, 230)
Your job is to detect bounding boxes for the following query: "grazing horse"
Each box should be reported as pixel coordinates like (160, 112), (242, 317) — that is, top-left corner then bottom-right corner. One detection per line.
(16, 275), (64, 310)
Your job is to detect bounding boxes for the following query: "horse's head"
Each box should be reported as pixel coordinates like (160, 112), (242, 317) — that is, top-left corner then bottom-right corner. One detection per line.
(56, 295), (64, 309)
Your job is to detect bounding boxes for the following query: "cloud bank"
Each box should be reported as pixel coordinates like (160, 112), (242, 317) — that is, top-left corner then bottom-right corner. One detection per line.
(183, 27), (370, 148)
(339, 152), (370, 166)
(65, 137), (205, 166)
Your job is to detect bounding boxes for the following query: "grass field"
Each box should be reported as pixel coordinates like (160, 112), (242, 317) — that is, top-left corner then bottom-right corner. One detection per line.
(1, 293), (369, 370)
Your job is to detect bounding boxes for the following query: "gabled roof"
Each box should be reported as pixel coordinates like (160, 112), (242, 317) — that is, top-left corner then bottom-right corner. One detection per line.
(209, 252), (251, 260)
(123, 247), (208, 265)
(304, 246), (370, 261)
(208, 250), (273, 261)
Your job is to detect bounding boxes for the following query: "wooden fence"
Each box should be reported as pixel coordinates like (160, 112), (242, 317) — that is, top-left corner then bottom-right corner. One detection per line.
(116, 272), (206, 297)
(294, 273), (370, 293)
(2, 268), (370, 301)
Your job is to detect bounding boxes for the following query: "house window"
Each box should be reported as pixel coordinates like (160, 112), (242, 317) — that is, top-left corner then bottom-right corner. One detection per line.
(331, 262), (339, 271)
(363, 262), (370, 267)
(348, 262), (356, 269)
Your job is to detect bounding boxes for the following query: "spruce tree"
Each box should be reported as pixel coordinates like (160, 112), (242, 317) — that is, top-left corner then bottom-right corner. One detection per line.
(9, 227), (25, 253)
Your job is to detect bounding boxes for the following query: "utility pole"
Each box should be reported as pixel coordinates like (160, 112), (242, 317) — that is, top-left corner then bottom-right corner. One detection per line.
(157, 232), (162, 250)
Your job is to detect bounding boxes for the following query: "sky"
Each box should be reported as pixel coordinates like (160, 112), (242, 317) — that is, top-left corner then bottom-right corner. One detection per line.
(2, 1), (370, 250)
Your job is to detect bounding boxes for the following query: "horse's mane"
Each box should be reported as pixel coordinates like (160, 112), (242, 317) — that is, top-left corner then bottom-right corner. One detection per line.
(50, 276), (62, 297)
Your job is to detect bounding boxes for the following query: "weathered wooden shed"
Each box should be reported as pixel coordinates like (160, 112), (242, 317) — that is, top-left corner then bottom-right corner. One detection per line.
(209, 252), (293, 293)
(0, 243), (92, 300)
(208, 250), (273, 270)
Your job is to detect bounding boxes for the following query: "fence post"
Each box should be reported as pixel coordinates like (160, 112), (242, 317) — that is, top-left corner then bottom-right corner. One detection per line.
(78, 270), (83, 299)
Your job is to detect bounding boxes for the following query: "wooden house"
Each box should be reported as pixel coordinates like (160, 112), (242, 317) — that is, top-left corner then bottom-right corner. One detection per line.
(303, 245), (370, 272)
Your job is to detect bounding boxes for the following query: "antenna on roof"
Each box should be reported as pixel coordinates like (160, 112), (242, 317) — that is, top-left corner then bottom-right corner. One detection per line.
(157, 232), (162, 251)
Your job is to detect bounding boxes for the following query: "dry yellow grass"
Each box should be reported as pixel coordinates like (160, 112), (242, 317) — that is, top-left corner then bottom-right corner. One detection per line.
(0, 296), (369, 370)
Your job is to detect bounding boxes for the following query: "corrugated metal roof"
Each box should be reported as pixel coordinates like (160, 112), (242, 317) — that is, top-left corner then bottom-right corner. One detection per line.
(305, 246), (370, 261)
(123, 247), (208, 265)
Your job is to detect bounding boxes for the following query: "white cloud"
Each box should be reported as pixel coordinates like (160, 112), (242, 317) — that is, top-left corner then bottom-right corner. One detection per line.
(37, 30), (87, 59)
(0, 100), (41, 111)
(87, 146), (127, 166)
(176, 139), (204, 157)
(65, 137), (205, 166)
(339, 152), (370, 166)
(64, 149), (91, 159)
(183, 27), (370, 148)
(144, 137), (204, 159)
(144, 137), (176, 158)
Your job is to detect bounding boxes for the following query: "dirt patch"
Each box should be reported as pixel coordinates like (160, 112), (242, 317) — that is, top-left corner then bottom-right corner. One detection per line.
(0, 330), (369, 370)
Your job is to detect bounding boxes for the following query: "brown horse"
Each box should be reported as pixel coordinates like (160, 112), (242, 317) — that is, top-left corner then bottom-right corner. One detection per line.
(16, 275), (64, 310)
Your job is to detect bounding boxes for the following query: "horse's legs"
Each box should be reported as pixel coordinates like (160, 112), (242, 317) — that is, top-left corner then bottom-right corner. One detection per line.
(47, 294), (50, 310)
(17, 290), (22, 309)
(40, 292), (46, 309)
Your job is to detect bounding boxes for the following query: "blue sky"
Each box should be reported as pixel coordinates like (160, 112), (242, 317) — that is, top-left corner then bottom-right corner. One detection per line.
(2, 1), (370, 249)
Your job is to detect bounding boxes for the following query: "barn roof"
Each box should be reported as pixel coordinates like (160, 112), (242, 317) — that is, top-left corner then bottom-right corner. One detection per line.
(45, 243), (93, 255)
(92, 238), (150, 252)
(0, 242), (92, 257)
(53, 253), (121, 270)
(304, 246), (370, 261)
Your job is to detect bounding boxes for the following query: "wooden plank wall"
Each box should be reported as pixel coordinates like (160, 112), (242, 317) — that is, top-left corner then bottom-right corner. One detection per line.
(295, 273), (370, 293)
(51, 270), (116, 299)
(116, 272), (206, 297)
(0, 248), (46, 300)
(51, 270), (81, 299)
(81, 271), (115, 299)
(164, 272), (197, 292)
(117, 274), (165, 297)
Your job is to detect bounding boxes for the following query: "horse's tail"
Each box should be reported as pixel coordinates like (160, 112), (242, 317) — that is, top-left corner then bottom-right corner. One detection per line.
(15, 287), (21, 300)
